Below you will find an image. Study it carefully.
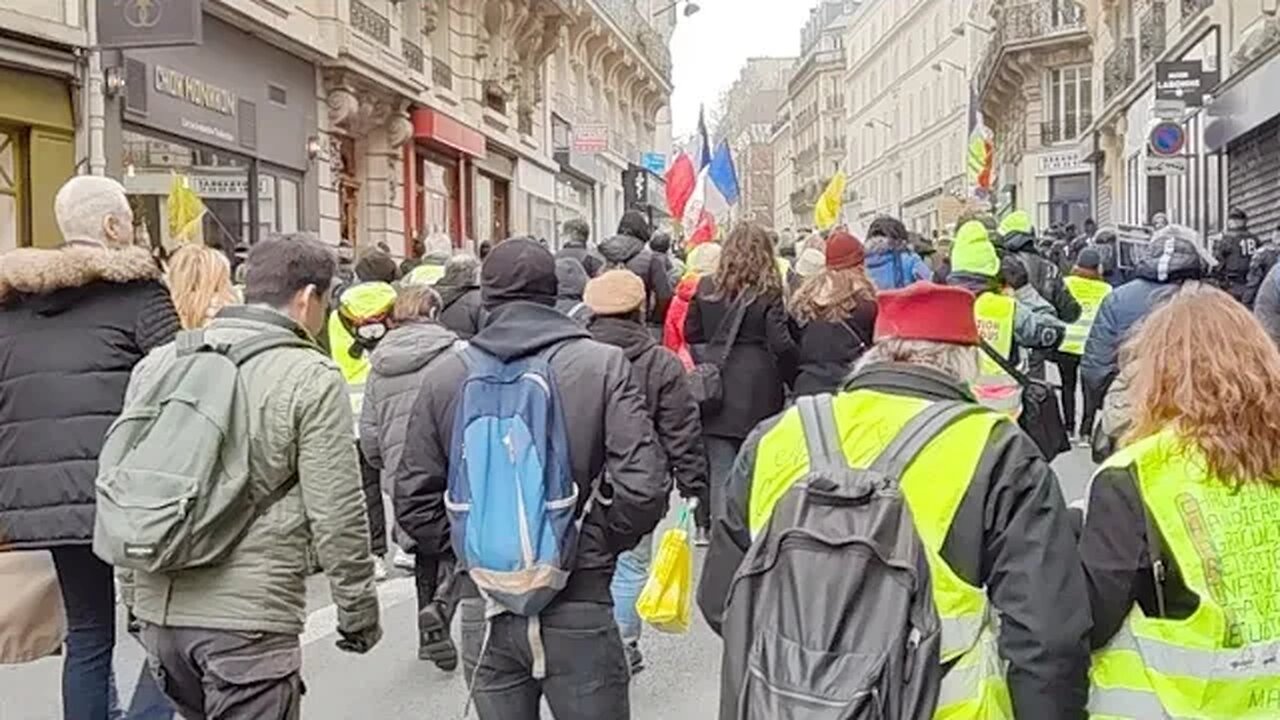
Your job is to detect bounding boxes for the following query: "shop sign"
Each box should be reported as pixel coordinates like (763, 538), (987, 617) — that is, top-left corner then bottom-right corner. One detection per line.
(1036, 150), (1089, 176)
(1155, 61), (1218, 107)
(1145, 155), (1188, 177)
(155, 67), (237, 116)
(573, 124), (608, 153)
(641, 152), (666, 175)
(99, 0), (203, 49)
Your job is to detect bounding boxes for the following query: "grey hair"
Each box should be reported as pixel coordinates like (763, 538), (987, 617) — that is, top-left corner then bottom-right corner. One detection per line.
(441, 253), (480, 286)
(55, 176), (131, 247)
(855, 338), (981, 385)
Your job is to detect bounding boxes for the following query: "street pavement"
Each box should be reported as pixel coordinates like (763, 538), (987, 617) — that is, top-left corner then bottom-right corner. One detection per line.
(0, 446), (1095, 720)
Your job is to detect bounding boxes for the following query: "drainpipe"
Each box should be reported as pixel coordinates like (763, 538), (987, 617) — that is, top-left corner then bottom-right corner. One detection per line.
(85, 0), (106, 176)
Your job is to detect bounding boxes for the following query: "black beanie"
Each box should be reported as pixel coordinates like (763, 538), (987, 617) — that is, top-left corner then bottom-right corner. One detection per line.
(481, 237), (558, 308)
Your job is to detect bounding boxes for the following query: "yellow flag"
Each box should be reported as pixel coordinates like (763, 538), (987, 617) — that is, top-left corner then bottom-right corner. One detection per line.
(813, 171), (846, 230)
(167, 175), (206, 245)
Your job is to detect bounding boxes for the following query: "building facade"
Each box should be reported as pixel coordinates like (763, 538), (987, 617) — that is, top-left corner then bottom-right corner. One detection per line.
(771, 109), (796, 231)
(719, 57), (795, 228)
(843, 0), (973, 236)
(972, 0), (1094, 232)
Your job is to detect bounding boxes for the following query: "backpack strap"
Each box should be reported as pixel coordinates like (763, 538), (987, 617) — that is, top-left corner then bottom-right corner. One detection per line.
(176, 329), (230, 357)
(796, 394), (846, 473)
(225, 333), (317, 366)
(868, 401), (985, 479)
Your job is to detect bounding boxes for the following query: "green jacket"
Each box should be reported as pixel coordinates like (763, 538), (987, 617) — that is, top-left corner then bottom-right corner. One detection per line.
(120, 306), (379, 636)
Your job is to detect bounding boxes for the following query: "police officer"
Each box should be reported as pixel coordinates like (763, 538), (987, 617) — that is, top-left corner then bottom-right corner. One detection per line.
(1055, 248), (1112, 441)
(699, 283), (1091, 720)
(1080, 284), (1280, 718)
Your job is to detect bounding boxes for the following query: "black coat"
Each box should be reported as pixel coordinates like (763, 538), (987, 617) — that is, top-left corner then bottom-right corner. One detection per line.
(0, 244), (180, 549)
(684, 276), (798, 440)
(789, 301), (878, 396)
(435, 283), (483, 339)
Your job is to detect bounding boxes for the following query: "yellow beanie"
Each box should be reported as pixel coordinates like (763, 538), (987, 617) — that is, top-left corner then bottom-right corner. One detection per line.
(950, 221), (1000, 277)
(998, 210), (1033, 237)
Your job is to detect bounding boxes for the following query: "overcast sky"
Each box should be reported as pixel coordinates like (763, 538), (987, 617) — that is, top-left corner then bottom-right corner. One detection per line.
(668, 0), (813, 139)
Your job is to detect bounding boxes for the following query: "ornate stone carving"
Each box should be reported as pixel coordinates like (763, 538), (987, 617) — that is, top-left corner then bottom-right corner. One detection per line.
(386, 103), (414, 148)
(422, 0), (440, 35)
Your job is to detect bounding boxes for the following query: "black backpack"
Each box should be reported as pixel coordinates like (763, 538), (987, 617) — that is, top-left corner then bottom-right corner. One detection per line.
(720, 395), (982, 720)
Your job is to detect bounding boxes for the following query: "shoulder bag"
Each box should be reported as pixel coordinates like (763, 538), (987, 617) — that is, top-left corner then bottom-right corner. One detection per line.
(687, 292), (755, 415)
(977, 339), (1071, 461)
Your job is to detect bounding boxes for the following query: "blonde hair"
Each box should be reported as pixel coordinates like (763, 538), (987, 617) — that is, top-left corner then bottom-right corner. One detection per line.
(790, 266), (876, 324)
(167, 245), (236, 329)
(393, 284), (442, 323)
(1125, 284), (1280, 487)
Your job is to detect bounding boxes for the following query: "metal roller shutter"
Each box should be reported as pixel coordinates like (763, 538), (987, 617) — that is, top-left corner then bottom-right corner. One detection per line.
(1227, 115), (1280, 234)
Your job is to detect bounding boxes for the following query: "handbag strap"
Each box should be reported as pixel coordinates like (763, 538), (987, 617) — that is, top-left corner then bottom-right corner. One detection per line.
(711, 291), (756, 368)
(978, 338), (1031, 387)
(838, 319), (868, 352)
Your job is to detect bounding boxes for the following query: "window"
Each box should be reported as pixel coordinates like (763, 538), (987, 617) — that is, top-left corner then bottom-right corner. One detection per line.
(0, 127), (24, 251)
(1045, 65), (1093, 143)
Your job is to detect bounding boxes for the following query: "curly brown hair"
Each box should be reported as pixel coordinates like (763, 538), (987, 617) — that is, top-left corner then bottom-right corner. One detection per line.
(790, 266), (876, 324)
(1124, 284), (1280, 487)
(711, 222), (782, 301)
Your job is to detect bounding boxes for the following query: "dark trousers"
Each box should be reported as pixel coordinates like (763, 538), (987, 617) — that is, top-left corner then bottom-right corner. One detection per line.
(460, 599), (629, 720)
(357, 444), (387, 556)
(1081, 375), (1104, 440)
(705, 436), (743, 525)
(139, 625), (302, 720)
(414, 551), (457, 636)
(50, 547), (173, 720)
(1052, 351), (1081, 435)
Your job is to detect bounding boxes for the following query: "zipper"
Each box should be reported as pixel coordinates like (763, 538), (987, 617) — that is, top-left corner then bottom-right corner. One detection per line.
(746, 666), (857, 708)
(903, 627), (921, 684)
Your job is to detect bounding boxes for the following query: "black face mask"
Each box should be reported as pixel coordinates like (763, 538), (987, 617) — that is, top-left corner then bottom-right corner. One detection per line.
(337, 310), (388, 357)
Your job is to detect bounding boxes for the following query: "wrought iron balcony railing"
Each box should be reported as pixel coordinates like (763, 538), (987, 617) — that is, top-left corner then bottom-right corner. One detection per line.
(1104, 37), (1136, 103)
(1139, 2), (1167, 67)
(976, 1), (1087, 95)
(594, 0), (672, 82)
(1182, 0), (1213, 23)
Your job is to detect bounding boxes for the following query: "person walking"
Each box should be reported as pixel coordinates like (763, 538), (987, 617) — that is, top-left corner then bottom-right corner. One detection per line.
(166, 244), (239, 330)
(0, 176), (180, 720)
(121, 235), (382, 719)
(684, 222), (798, 523)
(1215, 207), (1260, 303)
(395, 238), (667, 720)
(864, 215), (932, 290)
(1054, 248), (1112, 442)
(555, 217), (603, 278)
(425, 253), (484, 340)
(699, 282), (1091, 720)
(1242, 221), (1280, 308)
(1254, 260), (1280, 347)
(664, 242), (721, 370)
(600, 210), (675, 326)
(997, 211), (1081, 379)
(583, 269), (709, 672)
(1080, 284), (1280, 718)
(359, 284), (461, 670)
(554, 256), (590, 321)
(788, 230), (878, 396)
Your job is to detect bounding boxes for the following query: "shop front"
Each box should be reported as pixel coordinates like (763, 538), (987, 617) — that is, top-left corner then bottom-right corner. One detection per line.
(473, 145), (514, 247)
(519, 160), (558, 244)
(0, 65), (76, 250)
(1207, 52), (1280, 236)
(408, 108), (485, 252)
(113, 14), (317, 257)
(551, 113), (599, 244)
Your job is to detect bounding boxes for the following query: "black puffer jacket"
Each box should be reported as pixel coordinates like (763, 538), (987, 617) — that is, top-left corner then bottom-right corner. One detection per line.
(435, 281), (483, 339)
(588, 316), (708, 504)
(1001, 230), (1082, 322)
(0, 243), (180, 549)
(599, 233), (674, 326)
(789, 301), (878, 396)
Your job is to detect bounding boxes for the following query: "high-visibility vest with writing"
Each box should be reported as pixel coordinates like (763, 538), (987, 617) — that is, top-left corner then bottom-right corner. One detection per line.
(749, 390), (1013, 719)
(1061, 275), (1111, 356)
(1088, 429), (1280, 719)
(973, 292), (1019, 415)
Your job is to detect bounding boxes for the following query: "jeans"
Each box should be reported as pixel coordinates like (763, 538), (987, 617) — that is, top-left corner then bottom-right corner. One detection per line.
(49, 546), (173, 720)
(705, 436), (743, 524)
(610, 533), (654, 644)
(1052, 351), (1081, 435)
(460, 599), (630, 720)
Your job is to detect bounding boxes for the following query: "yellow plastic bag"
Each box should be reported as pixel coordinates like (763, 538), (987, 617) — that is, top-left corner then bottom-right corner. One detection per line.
(636, 506), (694, 634)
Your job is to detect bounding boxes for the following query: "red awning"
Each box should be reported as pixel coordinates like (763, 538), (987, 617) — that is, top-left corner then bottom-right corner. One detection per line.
(412, 108), (485, 158)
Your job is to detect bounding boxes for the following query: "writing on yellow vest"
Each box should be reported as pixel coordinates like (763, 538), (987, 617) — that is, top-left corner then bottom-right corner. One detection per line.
(1089, 429), (1280, 719)
(1060, 275), (1111, 356)
(973, 292), (1019, 416)
(749, 390), (1014, 719)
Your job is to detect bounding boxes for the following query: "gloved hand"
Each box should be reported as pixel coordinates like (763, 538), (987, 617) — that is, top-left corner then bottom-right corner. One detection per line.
(336, 621), (382, 654)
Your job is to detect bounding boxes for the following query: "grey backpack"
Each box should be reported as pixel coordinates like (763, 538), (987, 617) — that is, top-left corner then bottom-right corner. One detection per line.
(720, 395), (982, 720)
(93, 330), (314, 574)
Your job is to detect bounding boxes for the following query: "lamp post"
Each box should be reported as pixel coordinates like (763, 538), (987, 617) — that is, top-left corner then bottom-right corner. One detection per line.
(652, 0), (701, 20)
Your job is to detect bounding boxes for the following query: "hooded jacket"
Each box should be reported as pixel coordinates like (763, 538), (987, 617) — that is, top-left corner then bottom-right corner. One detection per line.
(554, 257), (590, 316)
(434, 280), (484, 340)
(395, 301), (668, 603)
(1000, 229), (1082, 323)
(0, 244), (180, 549)
(555, 241), (604, 279)
(1254, 262), (1280, 347)
(1081, 228), (1210, 394)
(699, 364), (1091, 719)
(599, 234), (675, 325)
(864, 234), (932, 290)
(663, 274), (701, 369)
(588, 316), (708, 504)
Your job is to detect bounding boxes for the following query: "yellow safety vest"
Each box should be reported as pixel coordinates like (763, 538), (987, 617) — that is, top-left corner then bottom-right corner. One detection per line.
(327, 282), (396, 434)
(973, 292), (1019, 416)
(1060, 276), (1111, 356)
(1088, 430), (1280, 719)
(405, 263), (446, 286)
(749, 390), (1013, 719)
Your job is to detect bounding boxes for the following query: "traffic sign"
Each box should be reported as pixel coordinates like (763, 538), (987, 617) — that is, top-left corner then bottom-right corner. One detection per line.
(1149, 122), (1186, 156)
(641, 152), (666, 175)
(1146, 155), (1188, 176)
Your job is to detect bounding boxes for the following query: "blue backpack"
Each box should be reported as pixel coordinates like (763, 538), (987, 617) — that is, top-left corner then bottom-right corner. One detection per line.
(445, 344), (582, 616)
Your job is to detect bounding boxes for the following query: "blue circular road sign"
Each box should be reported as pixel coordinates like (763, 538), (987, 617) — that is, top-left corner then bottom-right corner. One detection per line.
(1150, 122), (1186, 156)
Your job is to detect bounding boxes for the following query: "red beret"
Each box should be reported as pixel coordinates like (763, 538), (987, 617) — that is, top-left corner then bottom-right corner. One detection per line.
(874, 283), (979, 346)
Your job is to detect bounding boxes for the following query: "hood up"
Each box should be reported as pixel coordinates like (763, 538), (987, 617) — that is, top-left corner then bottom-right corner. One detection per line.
(555, 257), (589, 299)
(864, 233), (907, 257)
(1133, 226), (1213, 283)
(369, 322), (459, 377)
(598, 234), (646, 266)
(435, 281), (478, 309)
(0, 244), (161, 308)
(469, 301), (591, 361)
(589, 315), (657, 361)
(999, 230), (1037, 253)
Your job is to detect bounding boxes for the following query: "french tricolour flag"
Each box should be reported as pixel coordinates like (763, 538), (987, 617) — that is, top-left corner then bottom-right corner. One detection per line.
(682, 140), (739, 245)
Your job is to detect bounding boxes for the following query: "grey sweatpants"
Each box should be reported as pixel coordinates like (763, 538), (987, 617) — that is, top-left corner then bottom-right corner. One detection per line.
(139, 625), (302, 720)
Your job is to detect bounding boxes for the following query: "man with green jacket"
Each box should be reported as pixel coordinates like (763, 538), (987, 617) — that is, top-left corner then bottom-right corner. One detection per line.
(123, 235), (381, 718)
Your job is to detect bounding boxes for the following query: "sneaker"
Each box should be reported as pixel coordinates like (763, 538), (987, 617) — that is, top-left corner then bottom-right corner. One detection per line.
(418, 604), (459, 671)
(624, 642), (644, 677)
(693, 527), (710, 547)
(392, 547), (415, 570)
(372, 556), (389, 582)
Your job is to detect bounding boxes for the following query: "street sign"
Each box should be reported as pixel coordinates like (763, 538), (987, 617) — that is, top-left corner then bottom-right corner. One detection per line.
(1153, 98), (1188, 120)
(1149, 122), (1187, 156)
(641, 152), (666, 175)
(1155, 61), (1219, 107)
(99, 0), (203, 48)
(1146, 155), (1188, 176)
(572, 124), (608, 153)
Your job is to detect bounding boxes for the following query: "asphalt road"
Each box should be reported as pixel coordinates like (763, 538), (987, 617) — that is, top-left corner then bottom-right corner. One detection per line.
(0, 446), (1095, 720)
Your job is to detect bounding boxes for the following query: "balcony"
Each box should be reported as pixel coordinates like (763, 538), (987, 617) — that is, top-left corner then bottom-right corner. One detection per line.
(432, 57), (453, 91)
(1182, 0), (1213, 23)
(402, 39), (424, 74)
(595, 0), (672, 83)
(1139, 2), (1167, 67)
(349, 0), (390, 46)
(976, 1), (1088, 97)
(1104, 37), (1136, 103)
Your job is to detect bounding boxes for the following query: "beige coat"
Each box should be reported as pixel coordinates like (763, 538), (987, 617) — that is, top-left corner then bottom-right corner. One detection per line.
(0, 550), (65, 664)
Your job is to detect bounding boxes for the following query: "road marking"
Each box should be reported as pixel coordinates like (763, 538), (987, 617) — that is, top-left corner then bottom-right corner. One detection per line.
(301, 577), (417, 646)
